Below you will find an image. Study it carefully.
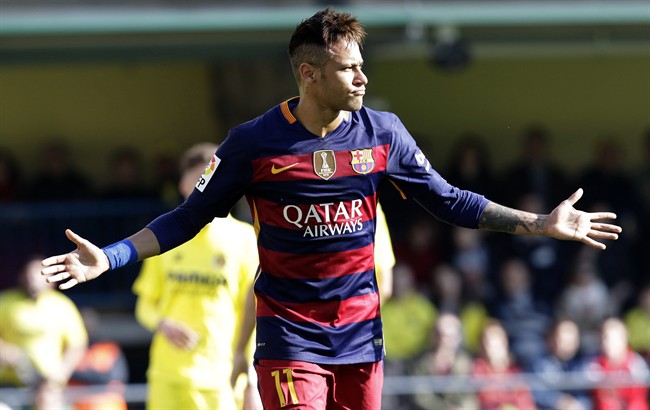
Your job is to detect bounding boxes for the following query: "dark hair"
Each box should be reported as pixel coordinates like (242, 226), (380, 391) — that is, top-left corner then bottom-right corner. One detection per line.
(288, 7), (366, 82)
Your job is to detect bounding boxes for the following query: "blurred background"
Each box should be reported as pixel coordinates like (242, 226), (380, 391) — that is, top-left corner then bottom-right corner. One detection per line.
(1, 0), (649, 408)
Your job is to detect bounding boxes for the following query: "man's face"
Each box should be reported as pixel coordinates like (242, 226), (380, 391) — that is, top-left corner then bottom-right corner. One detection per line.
(179, 163), (207, 199)
(553, 321), (579, 360)
(20, 258), (53, 299)
(312, 40), (367, 112)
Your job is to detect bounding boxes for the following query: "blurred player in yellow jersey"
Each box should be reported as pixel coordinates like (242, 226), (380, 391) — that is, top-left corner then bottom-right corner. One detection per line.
(374, 202), (396, 304)
(132, 143), (259, 410)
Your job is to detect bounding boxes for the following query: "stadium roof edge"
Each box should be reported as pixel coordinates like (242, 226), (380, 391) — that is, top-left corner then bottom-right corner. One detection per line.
(2, 1), (649, 37)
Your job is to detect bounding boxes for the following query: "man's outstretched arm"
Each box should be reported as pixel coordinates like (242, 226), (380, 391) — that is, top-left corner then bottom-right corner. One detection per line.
(478, 188), (621, 250)
(41, 227), (160, 290)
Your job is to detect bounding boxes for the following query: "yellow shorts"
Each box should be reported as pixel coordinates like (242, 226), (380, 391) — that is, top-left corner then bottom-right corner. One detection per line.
(147, 378), (236, 410)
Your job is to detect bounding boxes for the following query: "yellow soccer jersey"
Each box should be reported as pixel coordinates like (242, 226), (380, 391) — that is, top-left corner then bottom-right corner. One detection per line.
(374, 203), (396, 302)
(0, 289), (88, 386)
(133, 215), (258, 390)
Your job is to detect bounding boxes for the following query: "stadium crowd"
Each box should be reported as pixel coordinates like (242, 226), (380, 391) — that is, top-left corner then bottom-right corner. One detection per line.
(0, 125), (649, 409)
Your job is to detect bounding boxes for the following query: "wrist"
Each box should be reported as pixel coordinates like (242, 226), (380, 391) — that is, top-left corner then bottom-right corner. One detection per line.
(102, 239), (138, 270)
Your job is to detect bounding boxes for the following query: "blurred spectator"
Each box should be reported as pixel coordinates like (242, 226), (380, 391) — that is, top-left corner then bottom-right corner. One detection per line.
(0, 255), (88, 409)
(471, 319), (536, 410)
(408, 312), (478, 410)
(497, 192), (575, 302)
(574, 241), (634, 319)
(0, 147), (23, 201)
(393, 216), (443, 287)
(382, 263), (438, 364)
(500, 124), (568, 209)
(102, 146), (156, 200)
(636, 129), (650, 216)
(556, 260), (611, 356)
(577, 139), (639, 290)
(68, 308), (129, 410)
(587, 318), (649, 410)
(26, 139), (93, 201)
(430, 263), (488, 355)
(633, 130), (650, 284)
(445, 132), (497, 199)
(491, 257), (552, 369)
(623, 283), (650, 363)
(528, 318), (593, 410)
(151, 148), (181, 208)
(450, 226), (494, 303)
(578, 138), (638, 221)
(382, 263), (438, 410)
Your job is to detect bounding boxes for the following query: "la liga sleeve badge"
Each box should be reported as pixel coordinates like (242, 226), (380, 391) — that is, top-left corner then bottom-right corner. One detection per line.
(196, 154), (221, 192)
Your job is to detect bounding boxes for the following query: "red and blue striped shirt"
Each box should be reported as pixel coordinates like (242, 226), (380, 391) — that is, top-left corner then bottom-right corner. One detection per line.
(147, 97), (488, 364)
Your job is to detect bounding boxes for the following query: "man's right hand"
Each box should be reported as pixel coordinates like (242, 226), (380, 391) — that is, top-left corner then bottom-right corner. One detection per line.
(41, 229), (110, 290)
(158, 318), (199, 350)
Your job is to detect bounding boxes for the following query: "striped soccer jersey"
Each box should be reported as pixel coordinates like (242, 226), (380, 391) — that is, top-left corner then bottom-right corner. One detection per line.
(147, 97), (488, 365)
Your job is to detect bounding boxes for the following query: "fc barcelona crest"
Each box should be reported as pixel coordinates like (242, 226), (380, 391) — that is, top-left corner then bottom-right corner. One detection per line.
(313, 150), (336, 180)
(350, 148), (375, 174)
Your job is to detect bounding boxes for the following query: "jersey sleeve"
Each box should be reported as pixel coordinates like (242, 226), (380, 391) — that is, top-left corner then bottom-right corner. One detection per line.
(147, 129), (254, 253)
(132, 256), (165, 330)
(385, 115), (488, 228)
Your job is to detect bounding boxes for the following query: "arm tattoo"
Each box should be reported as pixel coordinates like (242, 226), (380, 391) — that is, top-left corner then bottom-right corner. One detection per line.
(478, 202), (545, 234)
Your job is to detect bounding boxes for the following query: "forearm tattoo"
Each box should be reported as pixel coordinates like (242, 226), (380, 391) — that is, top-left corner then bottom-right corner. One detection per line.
(478, 202), (546, 234)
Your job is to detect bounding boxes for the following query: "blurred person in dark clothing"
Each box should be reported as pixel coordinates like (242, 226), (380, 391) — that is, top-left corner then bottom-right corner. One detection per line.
(556, 260), (611, 356)
(393, 216), (443, 288)
(0, 147), (23, 201)
(633, 130), (650, 286)
(577, 139), (640, 291)
(450, 225), (494, 303)
(500, 125), (568, 209)
(27, 140), (93, 201)
(102, 146), (156, 200)
(491, 257), (553, 369)
(497, 192), (575, 302)
(578, 138), (638, 220)
(430, 263), (488, 355)
(445, 132), (497, 199)
(528, 318), (593, 410)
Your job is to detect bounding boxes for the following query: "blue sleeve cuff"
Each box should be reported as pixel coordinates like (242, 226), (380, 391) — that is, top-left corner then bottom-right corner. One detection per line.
(102, 239), (139, 270)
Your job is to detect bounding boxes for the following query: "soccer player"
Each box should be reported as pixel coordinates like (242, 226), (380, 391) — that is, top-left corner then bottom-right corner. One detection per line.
(0, 255), (88, 409)
(132, 143), (259, 410)
(41, 8), (622, 409)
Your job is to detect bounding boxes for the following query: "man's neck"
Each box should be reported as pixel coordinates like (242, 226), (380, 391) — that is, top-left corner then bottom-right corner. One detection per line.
(293, 100), (348, 138)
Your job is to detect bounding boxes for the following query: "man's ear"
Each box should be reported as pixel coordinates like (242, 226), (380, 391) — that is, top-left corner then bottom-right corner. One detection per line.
(299, 63), (317, 83)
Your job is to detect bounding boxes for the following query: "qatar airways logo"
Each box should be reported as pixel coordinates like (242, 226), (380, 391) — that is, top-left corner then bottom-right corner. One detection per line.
(282, 199), (364, 238)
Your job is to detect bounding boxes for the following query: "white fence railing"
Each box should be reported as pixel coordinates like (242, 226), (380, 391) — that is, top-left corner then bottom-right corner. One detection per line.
(1, 371), (648, 409)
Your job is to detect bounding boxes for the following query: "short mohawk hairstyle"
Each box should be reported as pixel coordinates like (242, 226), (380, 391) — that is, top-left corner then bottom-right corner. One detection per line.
(288, 7), (366, 77)
(289, 7), (366, 54)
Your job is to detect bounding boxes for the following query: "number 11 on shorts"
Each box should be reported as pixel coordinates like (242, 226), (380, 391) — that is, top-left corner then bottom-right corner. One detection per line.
(271, 369), (299, 407)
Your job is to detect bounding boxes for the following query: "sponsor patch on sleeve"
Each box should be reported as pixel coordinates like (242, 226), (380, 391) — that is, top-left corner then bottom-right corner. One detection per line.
(196, 154), (221, 192)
